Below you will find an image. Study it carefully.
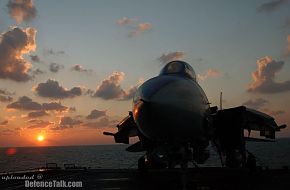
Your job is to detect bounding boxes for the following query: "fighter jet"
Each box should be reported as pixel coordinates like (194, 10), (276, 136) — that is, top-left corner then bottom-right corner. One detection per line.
(104, 60), (286, 171)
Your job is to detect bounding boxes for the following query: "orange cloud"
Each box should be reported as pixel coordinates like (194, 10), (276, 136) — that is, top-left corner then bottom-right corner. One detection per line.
(248, 56), (290, 93)
(27, 119), (53, 129)
(0, 27), (37, 82)
(7, 0), (37, 23)
(116, 17), (152, 37)
(0, 120), (8, 126)
(198, 69), (221, 81)
(129, 22), (152, 37)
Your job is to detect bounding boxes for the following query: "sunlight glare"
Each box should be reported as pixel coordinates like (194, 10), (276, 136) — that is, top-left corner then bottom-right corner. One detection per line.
(37, 135), (45, 142)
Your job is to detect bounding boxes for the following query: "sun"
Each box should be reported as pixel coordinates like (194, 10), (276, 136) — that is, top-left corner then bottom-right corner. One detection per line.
(37, 135), (45, 142)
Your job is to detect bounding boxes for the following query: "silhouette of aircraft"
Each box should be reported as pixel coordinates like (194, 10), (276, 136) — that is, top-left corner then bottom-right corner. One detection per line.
(104, 60), (286, 171)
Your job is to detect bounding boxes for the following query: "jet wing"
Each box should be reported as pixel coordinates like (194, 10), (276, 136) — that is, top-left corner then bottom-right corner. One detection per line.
(103, 112), (138, 144)
(243, 136), (276, 142)
(241, 107), (286, 139)
(215, 106), (286, 139)
(126, 141), (145, 152)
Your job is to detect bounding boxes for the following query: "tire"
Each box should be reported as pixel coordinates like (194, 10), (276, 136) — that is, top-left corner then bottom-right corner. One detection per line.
(138, 156), (147, 173)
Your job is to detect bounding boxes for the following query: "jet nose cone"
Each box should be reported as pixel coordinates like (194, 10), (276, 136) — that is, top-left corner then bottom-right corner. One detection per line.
(133, 76), (176, 103)
(132, 75), (209, 142)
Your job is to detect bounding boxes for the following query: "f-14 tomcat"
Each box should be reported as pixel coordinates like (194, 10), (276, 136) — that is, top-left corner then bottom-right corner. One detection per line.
(104, 60), (286, 171)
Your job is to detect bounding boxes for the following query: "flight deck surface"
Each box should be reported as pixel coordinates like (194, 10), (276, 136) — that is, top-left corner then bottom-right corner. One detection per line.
(1, 167), (290, 190)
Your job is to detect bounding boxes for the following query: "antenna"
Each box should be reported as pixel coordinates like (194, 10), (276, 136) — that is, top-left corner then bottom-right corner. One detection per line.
(220, 91), (222, 110)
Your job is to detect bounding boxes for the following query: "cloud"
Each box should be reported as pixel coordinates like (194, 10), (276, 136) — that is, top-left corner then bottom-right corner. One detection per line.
(116, 17), (152, 37)
(128, 22), (152, 37)
(0, 129), (16, 135)
(69, 107), (76, 112)
(92, 72), (142, 100)
(71, 64), (92, 73)
(85, 89), (95, 96)
(7, 96), (42, 110)
(83, 117), (117, 128)
(86, 109), (106, 119)
(0, 89), (14, 95)
(263, 108), (285, 116)
(42, 102), (68, 111)
(93, 72), (126, 100)
(31, 68), (45, 76)
(27, 110), (48, 118)
(248, 56), (290, 93)
(27, 119), (53, 129)
(197, 69), (221, 81)
(242, 98), (268, 109)
(49, 63), (64, 73)
(123, 86), (138, 100)
(29, 55), (40, 63)
(257, 0), (289, 13)
(7, 96), (69, 113)
(7, 0), (37, 23)
(43, 48), (65, 56)
(34, 79), (83, 99)
(158, 52), (185, 64)
(0, 27), (36, 82)
(121, 78), (143, 100)
(242, 98), (285, 117)
(0, 95), (13, 102)
(58, 116), (82, 129)
(271, 110), (285, 115)
(0, 120), (8, 126)
(122, 84), (139, 100)
(116, 17), (136, 26)
(0, 89), (13, 102)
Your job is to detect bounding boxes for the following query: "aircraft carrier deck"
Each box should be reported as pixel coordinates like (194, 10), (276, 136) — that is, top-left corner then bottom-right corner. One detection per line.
(1, 167), (290, 190)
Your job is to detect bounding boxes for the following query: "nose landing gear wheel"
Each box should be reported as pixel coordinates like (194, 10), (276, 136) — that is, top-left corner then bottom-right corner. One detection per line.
(138, 156), (147, 173)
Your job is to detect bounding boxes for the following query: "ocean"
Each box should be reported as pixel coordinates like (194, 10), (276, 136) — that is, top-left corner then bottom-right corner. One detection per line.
(1, 138), (290, 173)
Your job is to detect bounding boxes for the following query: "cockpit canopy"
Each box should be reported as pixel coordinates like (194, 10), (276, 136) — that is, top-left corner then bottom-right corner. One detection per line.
(159, 61), (196, 81)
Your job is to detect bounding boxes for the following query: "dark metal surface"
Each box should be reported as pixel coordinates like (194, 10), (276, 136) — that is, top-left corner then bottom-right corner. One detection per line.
(1, 168), (290, 190)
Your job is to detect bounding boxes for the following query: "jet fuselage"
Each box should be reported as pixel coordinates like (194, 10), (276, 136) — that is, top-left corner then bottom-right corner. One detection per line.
(104, 60), (285, 170)
(132, 61), (211, 144)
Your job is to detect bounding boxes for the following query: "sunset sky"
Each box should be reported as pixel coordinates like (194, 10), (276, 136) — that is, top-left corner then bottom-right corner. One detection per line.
(0, 0), (290, 147)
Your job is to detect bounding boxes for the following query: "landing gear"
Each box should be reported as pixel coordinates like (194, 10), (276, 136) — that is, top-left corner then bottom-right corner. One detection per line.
(225, 149), (246, 168)
(138, 156), (147, 173)
(246, 151), (256, 171)
(138, 153), (168, 172)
